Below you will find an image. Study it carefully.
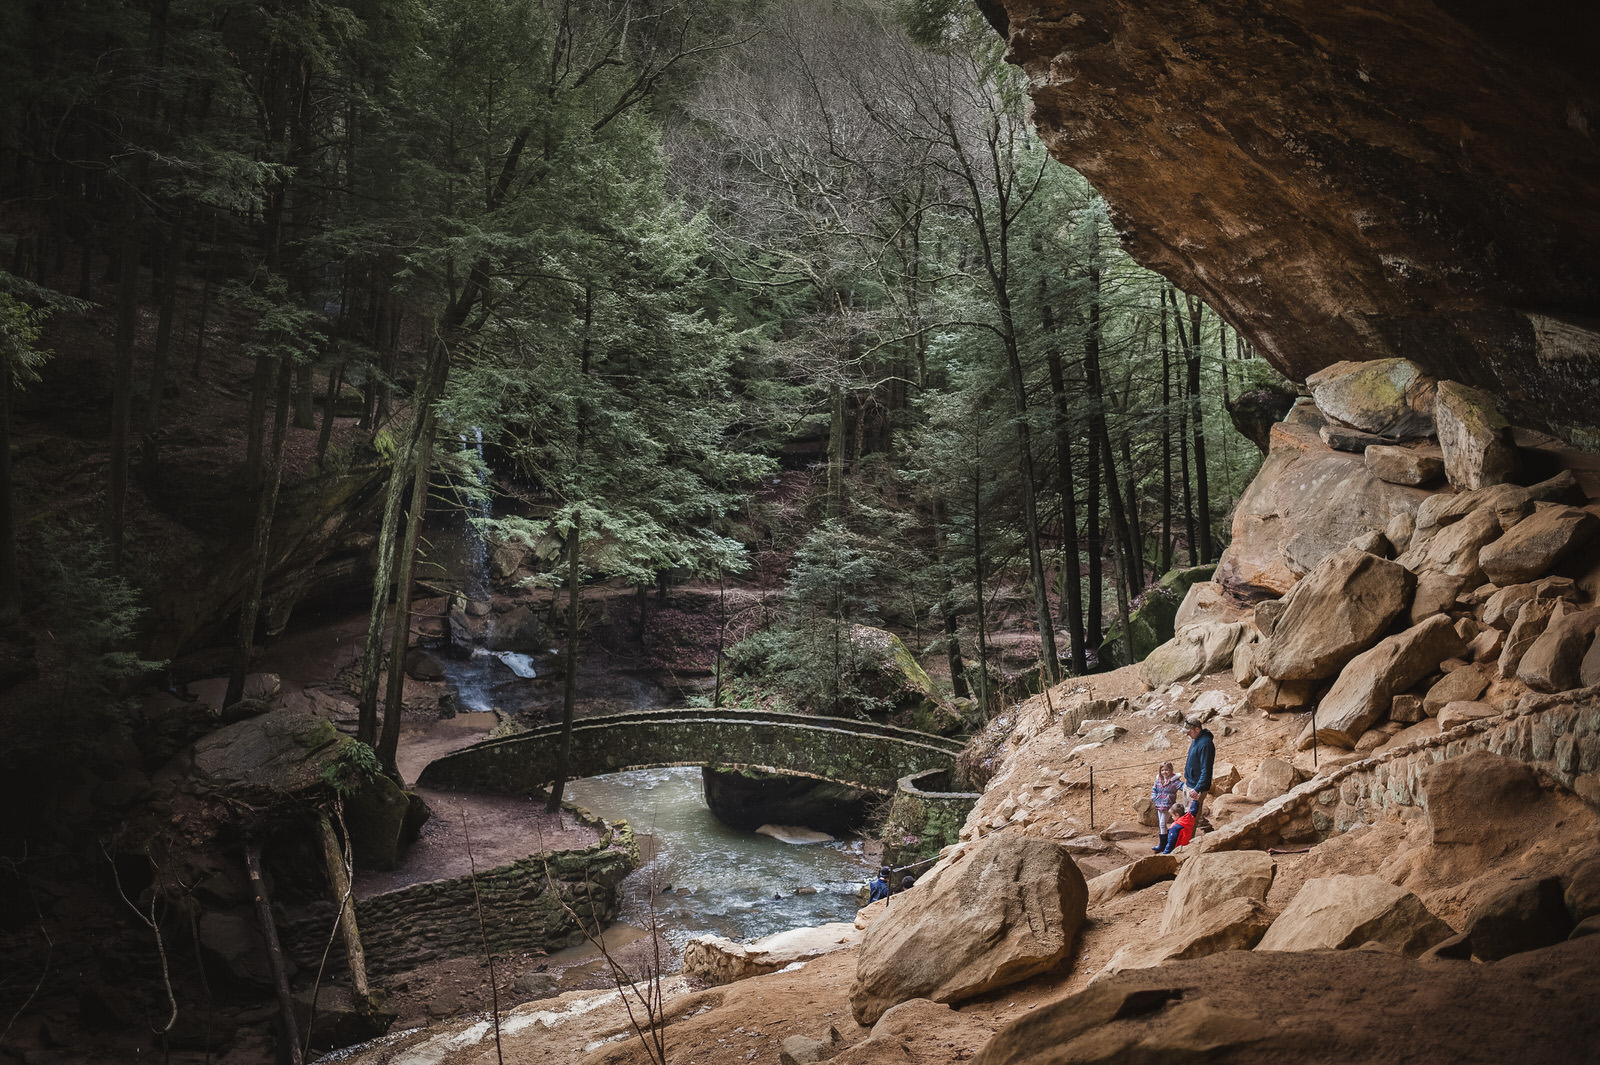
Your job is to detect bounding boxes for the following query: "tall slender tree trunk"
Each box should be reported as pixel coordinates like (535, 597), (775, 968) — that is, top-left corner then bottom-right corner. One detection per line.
(933, 500), (970, 699)
(316, 361), (343, 464)
(548, 287), (593, 812)
(378, 415), (437, 775)
(108, 183), (140, 570)
(225, 356), (293, 706)
(826, 380), (845, 521)
(1159, 296), (1173, 573)
(1085, 431), (1103, 650)
(358, 345), (446, 744)
(315, 812), (371, 1007)
(547, 512), (582, 813)
(970, 458), (992, 715)
(0, 352), (17, 622)
(142, 204), (185, 482)
(1185, 293), (1211, 563)
(1042, 317), (1087, 675)
(1084, 256), (1138, 663)
(1168, 286), (1199, 564)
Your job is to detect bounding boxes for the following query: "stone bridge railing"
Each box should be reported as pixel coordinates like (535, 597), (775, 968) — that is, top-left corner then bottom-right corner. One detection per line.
(415, 708), (968, 795)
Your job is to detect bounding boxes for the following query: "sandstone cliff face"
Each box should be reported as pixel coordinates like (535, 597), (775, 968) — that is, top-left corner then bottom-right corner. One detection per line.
(980, 0), (1600, 438)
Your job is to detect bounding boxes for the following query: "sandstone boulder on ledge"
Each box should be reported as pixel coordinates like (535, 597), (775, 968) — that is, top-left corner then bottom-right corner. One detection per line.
(849, 831), (1087, 1026)
(1255, 874), (1454, 955)
(1305, 358), (1436, 438)
(1260, 547), (1414, 681)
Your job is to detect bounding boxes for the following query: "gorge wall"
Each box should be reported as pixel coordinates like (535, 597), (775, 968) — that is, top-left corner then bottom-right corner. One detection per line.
(979, 0), (1600, 440)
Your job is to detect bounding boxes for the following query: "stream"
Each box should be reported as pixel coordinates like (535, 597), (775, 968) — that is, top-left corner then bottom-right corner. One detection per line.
(564, 767), (876, 954)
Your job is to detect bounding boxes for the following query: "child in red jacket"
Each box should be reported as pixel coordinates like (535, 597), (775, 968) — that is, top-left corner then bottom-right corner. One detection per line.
(1157, 804), (1196, 853)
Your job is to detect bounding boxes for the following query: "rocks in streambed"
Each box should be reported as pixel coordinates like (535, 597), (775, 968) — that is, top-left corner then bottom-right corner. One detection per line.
(683, 922), (861, 987)
(849, 831), (1087, 1025)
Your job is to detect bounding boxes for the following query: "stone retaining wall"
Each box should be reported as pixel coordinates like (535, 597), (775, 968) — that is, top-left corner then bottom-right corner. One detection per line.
(1199, 687), (1600, 853)
(353, 820), (638, 976)
(880, 769), (981, 871)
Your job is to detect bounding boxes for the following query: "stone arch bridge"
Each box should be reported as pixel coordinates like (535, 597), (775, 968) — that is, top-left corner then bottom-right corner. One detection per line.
(416, 708), (967, 795)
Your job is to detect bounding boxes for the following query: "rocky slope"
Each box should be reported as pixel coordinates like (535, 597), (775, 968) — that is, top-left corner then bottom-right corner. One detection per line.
(977, 0), (1600, 442)
(328, 359), (1600, 1065)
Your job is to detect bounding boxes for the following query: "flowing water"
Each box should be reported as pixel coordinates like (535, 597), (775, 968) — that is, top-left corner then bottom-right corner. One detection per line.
(563, 767), (877, 953)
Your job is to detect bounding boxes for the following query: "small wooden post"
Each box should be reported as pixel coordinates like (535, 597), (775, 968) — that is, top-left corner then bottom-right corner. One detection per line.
(1089, 766), (1095, 829)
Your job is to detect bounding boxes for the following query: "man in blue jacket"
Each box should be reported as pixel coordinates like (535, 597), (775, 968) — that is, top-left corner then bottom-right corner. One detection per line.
(1184, 716), (1216, 824)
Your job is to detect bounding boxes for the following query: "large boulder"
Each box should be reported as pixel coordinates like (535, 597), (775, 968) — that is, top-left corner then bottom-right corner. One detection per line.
(1305, 358), (1436, 437)
(1423, 663), (1494, 714)
(1098, 896), (1272, 979)
(701, 767), (872, 834)
(1244, 757), (1300, 802)
(1464, 877), (1573, 961)
(485, 604), (546, 652)
(1498, 599), (1563, 679)
(849, 832), (1087, 1025)
(1481, 577), (1582, 629)
(1137, 621), (1251, 690)
(1255, 874), (1454, 954)
(1435, 381), (1519, 491)
(1479, 505), (1600, 587)
(1365, 443), (1445, 487)
(1215, 446), (1430, 599)
(1421, 751), (1546, 846)
(1397, 505), (1502, 622)
(1312, 615), (1467, 748)
(1160, 851), (1276, 936)
(1260, 548), (1415, 681)
(181, 709), (414, 869)
(1517, 608), (1600, 693)
(969, 941), (1600, 1065)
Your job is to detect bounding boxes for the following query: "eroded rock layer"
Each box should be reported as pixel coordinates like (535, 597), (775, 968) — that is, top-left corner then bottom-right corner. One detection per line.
(981, 0), (1600, 437)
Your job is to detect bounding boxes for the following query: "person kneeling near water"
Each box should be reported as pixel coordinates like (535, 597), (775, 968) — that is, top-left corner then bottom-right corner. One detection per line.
(867, 867), (890, 903)
(1157, 803), (1196, 854)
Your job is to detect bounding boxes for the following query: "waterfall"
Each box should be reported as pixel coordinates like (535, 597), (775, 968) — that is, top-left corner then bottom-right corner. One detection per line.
(462, 427), (491, 602)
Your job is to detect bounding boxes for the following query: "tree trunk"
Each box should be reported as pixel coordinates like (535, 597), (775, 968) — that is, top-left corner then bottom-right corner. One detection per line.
(1084, 256), (1137, 658)
(1168, 287), (1199, 565)
(316, 361), (343, 465)
(142, 204), (185, 482)
(1042, 297), (1087, 675)
(377, 416), (436, 775)
(826, 380), (845, 521)
(358, 345), (446, 744)
(1185, 293), (1211, 563)
(547, 512), (582, 813)
(245, 842), (304, 1065)
(1159, 296), (1173, 573)
(108, 182), (140, 571)
(0, 350), (16, 622)
(315, 812), (371, 1006)
(225, 355), (293, 707)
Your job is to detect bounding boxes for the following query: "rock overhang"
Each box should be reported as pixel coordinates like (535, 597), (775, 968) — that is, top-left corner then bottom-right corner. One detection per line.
(980, 0), (1600, 440)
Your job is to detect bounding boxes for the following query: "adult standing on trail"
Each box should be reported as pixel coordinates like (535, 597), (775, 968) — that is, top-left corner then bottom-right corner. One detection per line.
(1183, 716), (1215, 824)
